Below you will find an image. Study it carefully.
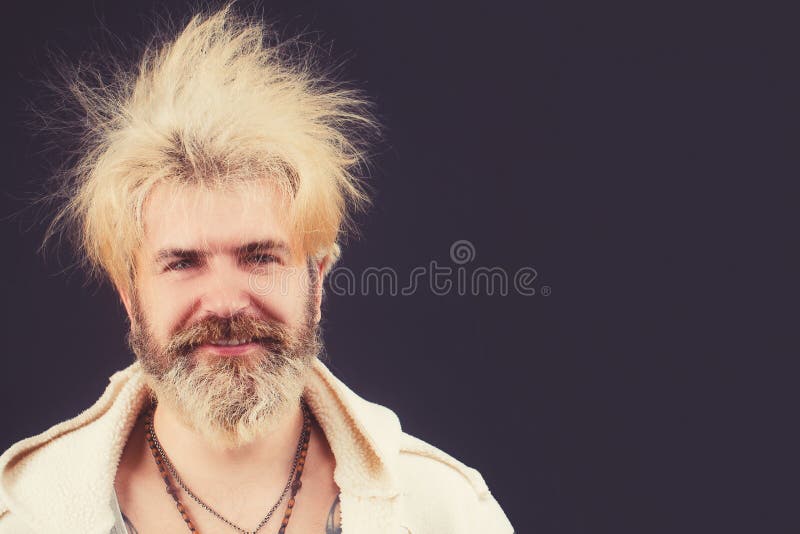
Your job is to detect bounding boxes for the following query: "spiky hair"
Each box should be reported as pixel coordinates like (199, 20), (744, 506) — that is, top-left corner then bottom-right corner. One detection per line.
(41, 4), (377, 291)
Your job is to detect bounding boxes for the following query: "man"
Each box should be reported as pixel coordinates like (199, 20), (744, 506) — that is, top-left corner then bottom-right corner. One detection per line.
(0, 6), (513, 534)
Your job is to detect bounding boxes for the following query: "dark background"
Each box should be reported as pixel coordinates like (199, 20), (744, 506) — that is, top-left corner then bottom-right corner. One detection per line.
(1, 1), (798, 533)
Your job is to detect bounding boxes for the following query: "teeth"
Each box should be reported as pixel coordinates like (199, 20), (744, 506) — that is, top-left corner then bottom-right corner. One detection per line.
(210, 338), (251, 346)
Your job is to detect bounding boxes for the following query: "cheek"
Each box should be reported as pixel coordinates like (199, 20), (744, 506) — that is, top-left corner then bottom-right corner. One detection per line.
(138, 283), (191, 341)
(253, 290), (301, 325)
(256, 271), (312, 325)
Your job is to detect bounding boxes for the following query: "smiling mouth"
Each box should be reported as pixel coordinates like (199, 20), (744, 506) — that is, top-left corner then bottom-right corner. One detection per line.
(194, 340), (260, 357)
(193, 337), (279, 351)
(206, 337), (257, 346)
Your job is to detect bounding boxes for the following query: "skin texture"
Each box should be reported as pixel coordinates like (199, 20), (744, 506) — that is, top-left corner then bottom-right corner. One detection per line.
(114, 180), (340, 533)
(120, 494), (342, 533)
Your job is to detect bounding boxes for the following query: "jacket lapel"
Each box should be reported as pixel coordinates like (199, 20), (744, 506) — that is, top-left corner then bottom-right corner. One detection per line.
(305, 359), (403, 532)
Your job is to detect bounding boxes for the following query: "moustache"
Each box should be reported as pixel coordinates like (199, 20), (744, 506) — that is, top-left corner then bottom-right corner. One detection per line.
(163, 313), (292, 357)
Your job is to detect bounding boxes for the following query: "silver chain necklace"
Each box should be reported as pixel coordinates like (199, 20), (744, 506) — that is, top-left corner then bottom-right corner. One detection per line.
(146, 401), (311, 534)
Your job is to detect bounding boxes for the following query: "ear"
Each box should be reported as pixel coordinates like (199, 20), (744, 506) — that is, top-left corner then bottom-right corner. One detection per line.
(312, 257), (328, 324)
(116, 282), (135, 325)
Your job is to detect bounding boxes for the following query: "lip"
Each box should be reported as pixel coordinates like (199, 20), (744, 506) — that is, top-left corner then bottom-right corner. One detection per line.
(197, 342), (260, 356)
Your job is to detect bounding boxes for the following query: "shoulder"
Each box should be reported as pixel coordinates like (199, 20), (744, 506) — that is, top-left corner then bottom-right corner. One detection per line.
(394, 431), (514, 533)
(0, 363), (146, 532)
(398, 432), (489, 497)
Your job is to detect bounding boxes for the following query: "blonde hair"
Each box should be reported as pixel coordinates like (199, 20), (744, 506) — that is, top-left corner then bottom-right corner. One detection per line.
(41, 4), (377, 292)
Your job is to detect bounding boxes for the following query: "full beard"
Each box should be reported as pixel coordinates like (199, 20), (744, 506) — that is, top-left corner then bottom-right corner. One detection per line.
(127, 295), (322, 450)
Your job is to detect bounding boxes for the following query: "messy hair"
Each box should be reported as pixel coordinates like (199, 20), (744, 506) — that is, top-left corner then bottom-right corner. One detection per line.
(41, 4), (377, 293)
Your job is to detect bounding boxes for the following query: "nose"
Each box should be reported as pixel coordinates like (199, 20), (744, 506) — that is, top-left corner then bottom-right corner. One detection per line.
(198, 263), (255, 319)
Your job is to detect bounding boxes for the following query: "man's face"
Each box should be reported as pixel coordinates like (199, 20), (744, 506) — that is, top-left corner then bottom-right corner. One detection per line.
(122, 179), (323, 449)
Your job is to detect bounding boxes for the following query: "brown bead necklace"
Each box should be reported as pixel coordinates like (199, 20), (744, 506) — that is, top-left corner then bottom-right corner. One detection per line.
(144, 401), (311, 534)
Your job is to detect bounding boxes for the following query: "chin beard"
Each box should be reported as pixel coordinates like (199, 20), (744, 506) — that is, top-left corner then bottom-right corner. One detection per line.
(129, 301), (322, 450)
(143, 347), (315, 450)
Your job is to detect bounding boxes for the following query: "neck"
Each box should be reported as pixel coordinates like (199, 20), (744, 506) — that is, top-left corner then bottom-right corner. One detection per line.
(151, 399), (305, 488)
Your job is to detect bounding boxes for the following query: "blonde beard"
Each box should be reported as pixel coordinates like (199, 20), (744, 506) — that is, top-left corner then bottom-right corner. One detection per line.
(143, 349), (315, 451)
(128, 266), (323, 449)
(128, 276), (322, 451)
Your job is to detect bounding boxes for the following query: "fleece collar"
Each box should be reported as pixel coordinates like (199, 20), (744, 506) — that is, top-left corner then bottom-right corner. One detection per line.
(0, 358), (402, 533)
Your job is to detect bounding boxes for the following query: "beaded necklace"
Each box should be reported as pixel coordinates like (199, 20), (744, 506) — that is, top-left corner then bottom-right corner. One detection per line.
(144, 402), (311, 533)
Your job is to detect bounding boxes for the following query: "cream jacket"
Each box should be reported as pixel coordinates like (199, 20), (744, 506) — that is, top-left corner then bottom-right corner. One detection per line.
(0, 359), (513, 533)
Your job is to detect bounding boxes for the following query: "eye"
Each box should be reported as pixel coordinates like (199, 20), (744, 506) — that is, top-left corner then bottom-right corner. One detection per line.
(246, 253), (280, 265)
(166, 258), (195, 271)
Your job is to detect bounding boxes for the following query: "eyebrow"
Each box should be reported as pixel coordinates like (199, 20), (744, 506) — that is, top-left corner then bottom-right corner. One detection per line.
(154, 239), (291, 263)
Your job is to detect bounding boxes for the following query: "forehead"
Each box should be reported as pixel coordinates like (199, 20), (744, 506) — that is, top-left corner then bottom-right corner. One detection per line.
(140, 179), (293, 252)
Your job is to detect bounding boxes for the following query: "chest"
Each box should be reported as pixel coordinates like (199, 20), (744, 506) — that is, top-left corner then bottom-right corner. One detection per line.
(115, 475), (340, 534)
(115, 440), (341, 534)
